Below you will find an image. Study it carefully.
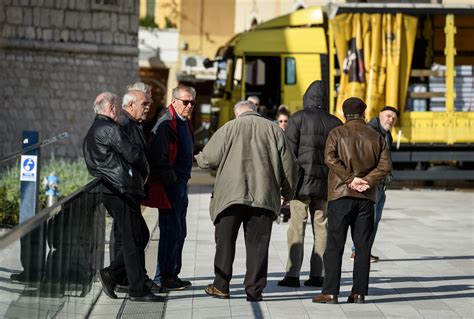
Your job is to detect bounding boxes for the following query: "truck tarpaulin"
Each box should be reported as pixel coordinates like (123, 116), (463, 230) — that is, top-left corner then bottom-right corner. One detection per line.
(331, 13), (418, 120)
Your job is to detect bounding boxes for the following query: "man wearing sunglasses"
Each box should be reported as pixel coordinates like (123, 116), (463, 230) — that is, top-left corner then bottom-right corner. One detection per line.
(144, 85), (196, 291)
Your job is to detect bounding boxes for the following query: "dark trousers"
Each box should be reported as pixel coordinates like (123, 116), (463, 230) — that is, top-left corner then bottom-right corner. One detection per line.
(213, 204), (274, 299)
(322, 197), (374, 296)
(102, 193), (150, 297)
(155, 179), (188, 282)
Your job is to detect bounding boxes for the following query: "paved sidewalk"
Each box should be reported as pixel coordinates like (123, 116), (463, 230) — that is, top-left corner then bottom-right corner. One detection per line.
(91, 171), (474, 318)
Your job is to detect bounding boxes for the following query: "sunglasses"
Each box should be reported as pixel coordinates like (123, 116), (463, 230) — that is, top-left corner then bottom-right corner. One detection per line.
(175, 97), (196, 107)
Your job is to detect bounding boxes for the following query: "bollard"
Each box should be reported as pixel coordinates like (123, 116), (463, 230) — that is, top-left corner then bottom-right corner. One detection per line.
(45, 173), (59, 207)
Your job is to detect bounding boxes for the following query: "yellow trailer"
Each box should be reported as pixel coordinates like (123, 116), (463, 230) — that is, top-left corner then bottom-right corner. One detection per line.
(207, 3), (474, 180)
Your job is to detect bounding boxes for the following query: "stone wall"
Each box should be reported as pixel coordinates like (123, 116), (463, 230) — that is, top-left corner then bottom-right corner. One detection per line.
(0, 0), (140, 160)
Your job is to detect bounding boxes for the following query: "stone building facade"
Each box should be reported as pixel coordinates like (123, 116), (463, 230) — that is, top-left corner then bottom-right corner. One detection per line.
(0, 0), (139, 159)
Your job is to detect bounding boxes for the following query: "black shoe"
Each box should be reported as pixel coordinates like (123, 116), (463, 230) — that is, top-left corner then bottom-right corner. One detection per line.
(277, 276), (300, 287)
(246, 295), (263, 302)
(304, 276), (324, 287)
(176, 277), (192, 288)
(347, 293), (365, 304)
(115, 284), (129, 293)
(146, 279), (162, 293)
(116, 278), (162, 294)
(10, 272), (41, 284)
(162, 278), (188, 291)
(129, 292), (165, 302)
(99, 268), (117, 299)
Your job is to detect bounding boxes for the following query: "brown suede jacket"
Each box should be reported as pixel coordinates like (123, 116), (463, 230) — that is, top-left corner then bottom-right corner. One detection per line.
(324, 117), (392, 202)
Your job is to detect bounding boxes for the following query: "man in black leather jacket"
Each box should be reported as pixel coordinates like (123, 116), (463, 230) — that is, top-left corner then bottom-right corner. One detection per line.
(83, 92), (161, 302)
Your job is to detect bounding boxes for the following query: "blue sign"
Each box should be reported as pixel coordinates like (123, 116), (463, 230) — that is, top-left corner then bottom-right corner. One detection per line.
(20, 155), (38, 182)
(23, 158), (35, 171)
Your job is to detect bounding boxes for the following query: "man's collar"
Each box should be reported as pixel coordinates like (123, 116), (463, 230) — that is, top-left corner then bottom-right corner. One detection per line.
(122, 109), (139, 123)
(176, 112), (186, 121)
(238, 110), (260, 118)
(171, 105), (187, 121)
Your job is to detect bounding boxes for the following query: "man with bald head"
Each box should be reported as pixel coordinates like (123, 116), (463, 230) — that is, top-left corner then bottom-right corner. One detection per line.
(350, 106), (399, 263)
(83, 92), (161, 302)
(196, 100), (298, 302)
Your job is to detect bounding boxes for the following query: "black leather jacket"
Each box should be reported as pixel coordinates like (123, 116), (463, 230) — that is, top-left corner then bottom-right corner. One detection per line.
(83, 114), (149, 198)
(117, 110), (150, 181)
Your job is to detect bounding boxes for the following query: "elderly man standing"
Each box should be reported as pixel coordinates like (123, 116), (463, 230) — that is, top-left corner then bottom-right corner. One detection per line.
(350, 106), (399, 263)
(145, 85), (196, 291)
(83, 92), (161, 302)
(110, 86), (160, 294)
(313, 97), (391, 304)
(196, 101), (298, 302)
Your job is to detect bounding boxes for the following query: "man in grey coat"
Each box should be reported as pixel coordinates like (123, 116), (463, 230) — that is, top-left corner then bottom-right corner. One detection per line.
(195, 100), (298, 302)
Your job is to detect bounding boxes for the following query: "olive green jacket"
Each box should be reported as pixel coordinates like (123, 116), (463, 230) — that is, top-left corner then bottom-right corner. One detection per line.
(195, 111), (298, 223)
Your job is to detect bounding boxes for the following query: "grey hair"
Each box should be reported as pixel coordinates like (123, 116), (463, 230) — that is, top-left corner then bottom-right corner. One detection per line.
(127, 82), (151, 94)
(122, 91), (139, 109)
(94, 92), (119, 114)
(247, 95), (260, 105)
(234, 100), (257, 113)
(172, 85), (196, 99)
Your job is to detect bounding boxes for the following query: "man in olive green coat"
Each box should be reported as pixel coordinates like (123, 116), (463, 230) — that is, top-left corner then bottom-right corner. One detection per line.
(195, 100), (298, 302)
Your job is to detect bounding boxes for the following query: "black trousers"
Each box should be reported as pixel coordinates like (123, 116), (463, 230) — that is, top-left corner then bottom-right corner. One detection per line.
(213, 204), (273, 298)
(322, 197), (374, 295)
(102, 193), (150, 297)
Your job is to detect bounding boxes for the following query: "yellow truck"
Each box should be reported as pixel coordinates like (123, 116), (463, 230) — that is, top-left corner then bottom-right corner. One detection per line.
(207, 3), (474, 180)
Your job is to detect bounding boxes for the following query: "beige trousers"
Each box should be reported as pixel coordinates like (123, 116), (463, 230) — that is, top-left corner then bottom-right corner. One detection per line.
(285, 198), (328, 278)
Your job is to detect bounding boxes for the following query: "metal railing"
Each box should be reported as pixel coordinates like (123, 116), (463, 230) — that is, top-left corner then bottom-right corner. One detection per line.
(0, 178), (105, 318)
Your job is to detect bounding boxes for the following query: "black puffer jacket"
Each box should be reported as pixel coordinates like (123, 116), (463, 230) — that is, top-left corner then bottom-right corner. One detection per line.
(285, 80), (342, 200)
(83, 114), (149, 198)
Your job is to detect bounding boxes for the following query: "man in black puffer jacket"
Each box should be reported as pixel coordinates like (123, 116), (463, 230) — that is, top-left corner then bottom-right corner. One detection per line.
(83, 92), (161, 302)
(278, 80), (342, 288)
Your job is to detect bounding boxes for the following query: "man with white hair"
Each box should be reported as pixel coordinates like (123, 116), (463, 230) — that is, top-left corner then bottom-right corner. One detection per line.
(195, 100), (298, 302)
(83, 92), (161, 302)
(118, 90), (150, 149)
(111, 89), (157, 294)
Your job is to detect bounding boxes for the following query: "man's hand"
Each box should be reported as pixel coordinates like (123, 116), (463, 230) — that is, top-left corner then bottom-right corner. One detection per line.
(349, 177), (370, 192)
(282, 197), (292, 204)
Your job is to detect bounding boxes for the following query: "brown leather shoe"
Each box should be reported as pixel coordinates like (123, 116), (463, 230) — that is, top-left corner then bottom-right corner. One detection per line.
(312, 294), (338, 304)
(204, 284), (230, 299)
(347, 293), (365, 304)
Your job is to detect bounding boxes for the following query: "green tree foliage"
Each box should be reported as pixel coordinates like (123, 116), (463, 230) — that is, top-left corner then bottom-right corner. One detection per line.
(140, 16), (159, 28)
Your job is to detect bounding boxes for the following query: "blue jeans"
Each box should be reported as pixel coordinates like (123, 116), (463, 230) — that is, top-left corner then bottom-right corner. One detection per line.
(352, 183), (386, 253)
(154, 179), (188, 283)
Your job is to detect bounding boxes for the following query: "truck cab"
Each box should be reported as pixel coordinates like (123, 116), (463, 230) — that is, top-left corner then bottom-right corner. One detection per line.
(208, 4), (474, 180)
